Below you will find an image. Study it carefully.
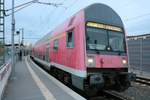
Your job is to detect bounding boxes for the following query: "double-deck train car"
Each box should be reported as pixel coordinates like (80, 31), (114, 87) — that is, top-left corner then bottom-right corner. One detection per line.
(32, 3), (135, 93)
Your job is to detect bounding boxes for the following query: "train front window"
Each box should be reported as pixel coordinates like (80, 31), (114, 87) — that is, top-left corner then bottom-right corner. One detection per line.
(86, 28), (108, 51)
(86, 27), (126, 54)
(108, 31), (125, 52)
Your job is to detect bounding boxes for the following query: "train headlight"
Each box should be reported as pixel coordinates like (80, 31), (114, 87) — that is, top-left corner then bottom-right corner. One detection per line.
(122, 59), (128, 67)
(88, 58), (94, 63)
(122, 59), (127, 64)
(87, 57), (95, 67)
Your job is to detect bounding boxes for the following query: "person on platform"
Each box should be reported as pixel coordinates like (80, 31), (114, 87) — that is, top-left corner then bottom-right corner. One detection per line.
(19, 50), (22, 61)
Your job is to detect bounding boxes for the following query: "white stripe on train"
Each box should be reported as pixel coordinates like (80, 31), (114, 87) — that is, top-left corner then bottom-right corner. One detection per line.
(33, 57), (87, 78)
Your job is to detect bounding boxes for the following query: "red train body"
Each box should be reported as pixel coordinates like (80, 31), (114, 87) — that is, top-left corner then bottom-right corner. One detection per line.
(32, 3), (135, 93)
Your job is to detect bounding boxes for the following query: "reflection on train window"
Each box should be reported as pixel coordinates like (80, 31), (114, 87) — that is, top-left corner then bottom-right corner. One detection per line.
(53, 39), (58, 50)
(108, 31), (125, 52)
(67, 31), (74, 48)
(86, 27), (107, 50)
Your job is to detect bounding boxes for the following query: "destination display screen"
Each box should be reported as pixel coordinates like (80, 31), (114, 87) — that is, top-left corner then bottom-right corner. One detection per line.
(86, 22), (123, 32)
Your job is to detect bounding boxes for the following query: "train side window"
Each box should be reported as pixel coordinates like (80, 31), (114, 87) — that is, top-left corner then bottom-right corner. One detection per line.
(67, 30), (74, 48)
(53, 39), (58, 50)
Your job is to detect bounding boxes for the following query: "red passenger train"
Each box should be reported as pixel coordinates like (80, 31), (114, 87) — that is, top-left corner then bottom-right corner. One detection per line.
(32, 3), (135, 93)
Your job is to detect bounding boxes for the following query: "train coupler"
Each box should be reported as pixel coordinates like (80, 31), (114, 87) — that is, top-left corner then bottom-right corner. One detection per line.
(89, 74), (105, 89)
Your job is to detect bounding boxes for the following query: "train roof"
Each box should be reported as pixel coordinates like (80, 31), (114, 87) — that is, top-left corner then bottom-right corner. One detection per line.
(84, 3), (123, 28)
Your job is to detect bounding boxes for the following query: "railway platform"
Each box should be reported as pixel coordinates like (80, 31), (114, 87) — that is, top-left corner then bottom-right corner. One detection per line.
(2, 57), (85, 100)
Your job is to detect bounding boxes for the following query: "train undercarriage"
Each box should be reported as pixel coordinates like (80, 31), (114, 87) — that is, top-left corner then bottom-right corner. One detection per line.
(87, 68), (135, 91)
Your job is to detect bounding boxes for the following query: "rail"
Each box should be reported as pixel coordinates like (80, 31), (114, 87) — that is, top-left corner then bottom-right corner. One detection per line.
(135, 76), (150, 86)
(102, 90), (133, 100)
(88, 90), (133, 100)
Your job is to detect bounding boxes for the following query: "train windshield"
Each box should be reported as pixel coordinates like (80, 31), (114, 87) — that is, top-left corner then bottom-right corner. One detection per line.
(86, 27), (126, 54)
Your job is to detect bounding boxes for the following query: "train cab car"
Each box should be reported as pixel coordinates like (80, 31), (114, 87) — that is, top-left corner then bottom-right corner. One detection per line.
(32, 3), (135, 94)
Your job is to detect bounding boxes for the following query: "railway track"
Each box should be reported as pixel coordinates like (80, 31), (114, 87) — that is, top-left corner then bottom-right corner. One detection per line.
(102, 90), (132, 100)
(88, 90), (133, 100)
(135, 76), (150, 86)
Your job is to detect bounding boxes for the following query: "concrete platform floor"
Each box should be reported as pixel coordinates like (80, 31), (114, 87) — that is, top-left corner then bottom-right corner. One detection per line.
(3, 57), (84, 100)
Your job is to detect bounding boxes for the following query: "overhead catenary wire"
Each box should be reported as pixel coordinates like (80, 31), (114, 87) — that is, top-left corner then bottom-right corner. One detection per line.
(5, 37), (40, 39)
(27, 0), (67, 43)
(6, 3), (33, 17)
(24, 38), (41, 39)
(5, 0), (38, 12)
(39, 0), (80, 37)
(37, 2), (67, 9)
(36, 1), (62, 7)
(5, 0), (65, 45)
(124, 12), (150, 22)
(5, 0), (64, 17)
(40, 0), (63, 31)
(56, 0), (80, 24)
(33, 0), (67, 43)
(37, 0), (62, 35)
(48, 0), (79, 28)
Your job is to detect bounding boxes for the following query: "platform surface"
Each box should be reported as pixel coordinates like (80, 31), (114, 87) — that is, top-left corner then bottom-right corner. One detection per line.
(3, 57), (83, 100)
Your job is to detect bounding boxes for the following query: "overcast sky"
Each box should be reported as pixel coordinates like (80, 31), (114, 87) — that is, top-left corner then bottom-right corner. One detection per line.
(5, 0), (150, 45)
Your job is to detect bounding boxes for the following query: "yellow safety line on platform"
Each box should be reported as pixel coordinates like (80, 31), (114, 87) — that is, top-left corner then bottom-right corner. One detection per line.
(25, 57), (56, 100)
